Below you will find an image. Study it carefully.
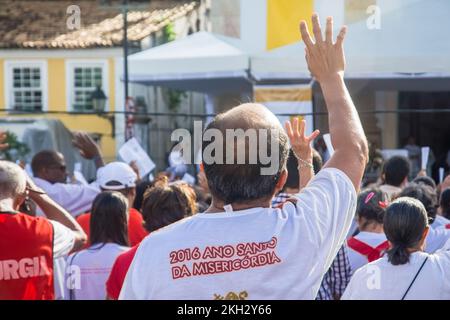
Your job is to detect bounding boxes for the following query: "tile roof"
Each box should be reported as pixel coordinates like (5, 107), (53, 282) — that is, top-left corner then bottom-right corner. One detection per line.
(0, 0), (198, 49)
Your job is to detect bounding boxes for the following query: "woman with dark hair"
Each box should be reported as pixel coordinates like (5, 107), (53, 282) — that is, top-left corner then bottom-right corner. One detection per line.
(346, 188), (389, 272)
(439, 188), (450, 224)
(65, 192), (129, 300)
(400, 183), (450, 253)
(343, 197), (450, 300)
(105, 176), (197, 300)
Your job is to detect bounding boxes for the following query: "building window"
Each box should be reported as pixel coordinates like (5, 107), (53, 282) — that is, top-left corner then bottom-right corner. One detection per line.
(5, 61), (47, 112)
(67, 61), (108, 112)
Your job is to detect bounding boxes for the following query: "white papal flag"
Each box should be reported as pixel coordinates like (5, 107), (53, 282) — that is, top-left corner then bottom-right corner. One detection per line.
(254, 84), (314, 136)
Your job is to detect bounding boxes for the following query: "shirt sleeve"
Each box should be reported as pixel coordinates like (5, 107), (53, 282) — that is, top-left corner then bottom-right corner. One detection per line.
(50, 220), (76, 259)
(46, 183), (100, 218)
(292, 168), (357, 275)
(106, 256), (122, 300)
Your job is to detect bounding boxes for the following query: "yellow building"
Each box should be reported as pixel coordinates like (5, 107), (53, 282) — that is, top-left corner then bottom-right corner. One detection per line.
(0, 0), (199, 162)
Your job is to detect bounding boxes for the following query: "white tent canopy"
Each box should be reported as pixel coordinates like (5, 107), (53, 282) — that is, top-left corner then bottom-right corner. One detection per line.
(251, 0), (450, 82)
(128, 32), (253, 94)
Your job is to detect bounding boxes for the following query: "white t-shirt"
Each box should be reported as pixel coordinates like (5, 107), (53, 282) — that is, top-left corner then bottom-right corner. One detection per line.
(34, 177), (100, 217)
(50, 220), (76, 258)
(342, 241), (450, 300)
(119, 168), (357, 300)
(65, 243), (129, 300)
(431, 215), (450, 229)
(49, 220), (76, 300)
(425, 226), (450, 253)
(347, 231), (387, 273)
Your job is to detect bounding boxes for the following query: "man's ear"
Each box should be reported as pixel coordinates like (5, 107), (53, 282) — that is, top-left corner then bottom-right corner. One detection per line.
(274, 169), (288, 195)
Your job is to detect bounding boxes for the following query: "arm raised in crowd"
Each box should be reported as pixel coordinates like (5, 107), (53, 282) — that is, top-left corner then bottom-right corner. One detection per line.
(300, 15), (368, 191)
(72, 132), (105, 169)
(26, 175), (87, 250)
(285, 118), (320, 190)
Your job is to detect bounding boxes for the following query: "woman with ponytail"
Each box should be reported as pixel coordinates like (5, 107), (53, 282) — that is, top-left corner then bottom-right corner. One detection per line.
(346, 188), (389, 273)
(342, 197), (450, 300)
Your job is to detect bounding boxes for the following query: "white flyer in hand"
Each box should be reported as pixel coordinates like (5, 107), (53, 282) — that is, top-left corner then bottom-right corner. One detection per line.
(421, 147), (430, 170)
(119, 137), (155, 178)
(182, 173), (196, 185)
(439, 167), (445, 184)
(323, 133), (335, 156)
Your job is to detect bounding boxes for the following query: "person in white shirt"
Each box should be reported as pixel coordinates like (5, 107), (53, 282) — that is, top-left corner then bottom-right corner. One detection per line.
(342, 197), (450, 300)
(119, 14), (369, 300)
(379, 156), (410, 201)
(347, 188), (389, 273)
(31, 132), (105, 299)
(31, 132), (105, 218)
(399, 183), (450, 253)
(65, 191), (129, 300)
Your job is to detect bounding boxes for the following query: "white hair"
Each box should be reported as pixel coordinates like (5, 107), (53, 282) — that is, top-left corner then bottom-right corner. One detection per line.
(0, 160), (27, 200)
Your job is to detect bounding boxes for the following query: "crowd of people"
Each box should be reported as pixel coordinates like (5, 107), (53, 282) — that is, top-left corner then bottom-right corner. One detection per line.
(1, 15), (450, 300)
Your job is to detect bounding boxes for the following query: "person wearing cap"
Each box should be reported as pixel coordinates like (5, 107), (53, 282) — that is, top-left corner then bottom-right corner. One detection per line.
(76, 162), (148, 250)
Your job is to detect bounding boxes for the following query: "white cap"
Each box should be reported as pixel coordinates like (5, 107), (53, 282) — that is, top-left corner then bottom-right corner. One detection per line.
(96, 162), (137, 190)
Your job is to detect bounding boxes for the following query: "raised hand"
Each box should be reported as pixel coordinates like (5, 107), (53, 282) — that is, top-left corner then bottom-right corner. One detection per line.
(300, 14), (347, 83)
(72, 132), (104, 168)
(285, 117), (320, 162)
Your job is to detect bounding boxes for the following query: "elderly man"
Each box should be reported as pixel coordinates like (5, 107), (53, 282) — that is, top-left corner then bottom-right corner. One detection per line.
(0, 160), (86, 300)
(31, 132), (104, 218)
(120, 15), (368, 300)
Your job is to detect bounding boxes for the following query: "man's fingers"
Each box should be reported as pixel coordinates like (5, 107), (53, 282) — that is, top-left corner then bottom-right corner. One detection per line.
(292, 117), (299, 136)
(307, 129), (321, 142)
(284, 121), (294, 138)
(312, 14), (323, 43)
(299, 119), (306, 138)
(325, 16), (333, 44)
(300, 21), (314, 48)
(336, 26), (347, 47)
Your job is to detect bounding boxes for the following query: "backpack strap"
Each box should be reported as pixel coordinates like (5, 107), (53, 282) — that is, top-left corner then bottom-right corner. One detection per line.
(347, 237), (389, 262)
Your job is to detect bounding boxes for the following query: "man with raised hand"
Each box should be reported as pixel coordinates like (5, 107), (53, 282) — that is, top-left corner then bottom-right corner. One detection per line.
(120, 14), (368, 300)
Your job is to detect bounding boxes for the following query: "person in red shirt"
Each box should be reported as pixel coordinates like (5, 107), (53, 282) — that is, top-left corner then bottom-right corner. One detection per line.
(106, 176), (197, 299)
(0, 159), (87, 300)
(76, 162), (148, 249)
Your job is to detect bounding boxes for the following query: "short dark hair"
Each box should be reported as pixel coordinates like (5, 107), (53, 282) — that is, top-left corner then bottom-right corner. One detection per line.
(31, 150), (61, 176)
(202, 113), (289, 204)
(382, 156), (410, 187)
(133, 180), (155, 211)
(399, 183), (438, 222)
(284, 149), (323, 191)
(141, 177), (197, 232)
(357, 188), (388, 225)
(439, 188), (450, 219)
(90, 191), (129, 247)
(413, 176), (437, 190)
(384, 197), (428, 266)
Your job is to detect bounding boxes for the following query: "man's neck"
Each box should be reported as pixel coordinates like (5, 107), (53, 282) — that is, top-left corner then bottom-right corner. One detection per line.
(205, 197), (272, 213)
(360, 223), (384, 234)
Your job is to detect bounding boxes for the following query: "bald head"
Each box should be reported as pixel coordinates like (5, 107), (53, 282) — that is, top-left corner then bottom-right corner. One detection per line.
(202, 103), (289, 205)
(31, 150), (67, 184)
(215, 103), (284, 132)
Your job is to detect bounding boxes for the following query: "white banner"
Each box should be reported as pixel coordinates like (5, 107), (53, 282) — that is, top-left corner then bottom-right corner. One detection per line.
(254, 84), (313, 136)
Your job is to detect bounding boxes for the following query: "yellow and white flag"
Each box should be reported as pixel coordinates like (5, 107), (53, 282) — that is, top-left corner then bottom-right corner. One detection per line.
(254, 84), (314, 135)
